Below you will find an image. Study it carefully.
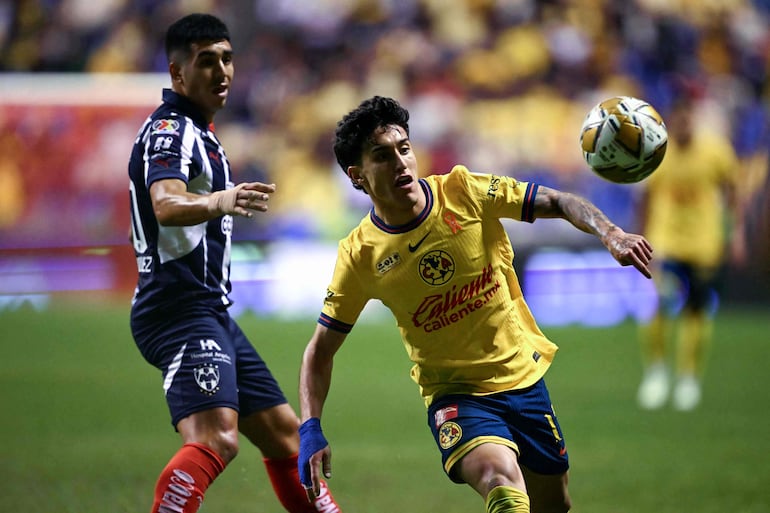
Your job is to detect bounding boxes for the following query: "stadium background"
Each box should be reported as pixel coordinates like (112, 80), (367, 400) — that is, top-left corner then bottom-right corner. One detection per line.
(1, 0), (769, 318)
(1, 2), (769, 512)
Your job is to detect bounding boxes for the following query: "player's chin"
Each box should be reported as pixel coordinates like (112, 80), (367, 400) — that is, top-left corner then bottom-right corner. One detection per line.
(210, 93), (228, 110)
(395, 179), (418, 195)
(393, 190), (421, 210)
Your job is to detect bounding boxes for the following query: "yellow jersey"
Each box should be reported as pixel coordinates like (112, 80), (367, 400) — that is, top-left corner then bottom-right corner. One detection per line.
(319, 165), (558, 406)
(644, 132), (739, 268)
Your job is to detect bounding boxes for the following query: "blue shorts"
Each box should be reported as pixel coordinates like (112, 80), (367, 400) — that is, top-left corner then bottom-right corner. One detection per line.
(659, 259), (722, 314)
(131, 308), (287, 427)
(427, 379), (569, 483)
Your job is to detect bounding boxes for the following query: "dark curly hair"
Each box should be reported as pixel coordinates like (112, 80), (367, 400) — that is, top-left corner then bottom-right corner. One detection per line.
(165, 13), (230, 63)
(333, 96), (410, 191)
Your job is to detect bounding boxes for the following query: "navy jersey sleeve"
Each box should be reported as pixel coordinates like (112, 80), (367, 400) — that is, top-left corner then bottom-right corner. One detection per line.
(145, 117), (195, 188)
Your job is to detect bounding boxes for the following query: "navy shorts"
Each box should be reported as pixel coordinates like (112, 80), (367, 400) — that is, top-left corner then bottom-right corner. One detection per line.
(659, 259), (722, 314)
(131, 308), (287, 427)
(427, 379), (569, 483)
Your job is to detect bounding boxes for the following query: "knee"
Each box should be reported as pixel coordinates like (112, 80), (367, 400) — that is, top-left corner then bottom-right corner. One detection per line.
(177, 408), (241, 463)
(191, 431), (238, 464)
(457, 445), (527, 497)
(210, 428), (240, 463)
(485, 472), (520, 494)
(186, 427), (240, 464)
(467, 462), (526, 497)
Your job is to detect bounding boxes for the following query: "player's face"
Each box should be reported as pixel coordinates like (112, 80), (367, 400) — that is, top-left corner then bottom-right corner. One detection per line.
(172, 39), (234, 122)
(351, 124), (424, 225)
(669, 104), (694, 146)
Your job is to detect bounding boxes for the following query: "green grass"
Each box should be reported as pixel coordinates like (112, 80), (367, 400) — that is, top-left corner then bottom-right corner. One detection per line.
(1, 299), (768, 512)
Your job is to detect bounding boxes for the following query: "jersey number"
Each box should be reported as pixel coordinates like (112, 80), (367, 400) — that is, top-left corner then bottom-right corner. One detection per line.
(129, 180), (148, 254)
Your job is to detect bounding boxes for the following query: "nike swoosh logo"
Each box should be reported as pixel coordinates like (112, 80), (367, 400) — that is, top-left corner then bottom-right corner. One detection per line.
(408, 232), (430, 253)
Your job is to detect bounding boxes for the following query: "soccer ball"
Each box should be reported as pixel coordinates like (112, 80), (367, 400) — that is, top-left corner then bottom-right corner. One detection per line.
(579, 96), (668, 184)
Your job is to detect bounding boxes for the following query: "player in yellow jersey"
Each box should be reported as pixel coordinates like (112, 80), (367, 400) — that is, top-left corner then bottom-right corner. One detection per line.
(636, 95), (745, 411)
(297, 96), (653, 513)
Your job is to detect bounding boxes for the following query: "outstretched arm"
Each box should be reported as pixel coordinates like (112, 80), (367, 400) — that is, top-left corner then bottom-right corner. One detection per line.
(532, 185), (654, 278)
(298, 324), (347, 499)
(150, 178), (276, 226)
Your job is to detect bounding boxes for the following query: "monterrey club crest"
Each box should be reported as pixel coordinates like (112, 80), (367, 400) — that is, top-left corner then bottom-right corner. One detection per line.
(438, 421), (462, 449)
(194, 364), (220, 396)
(419, 250), (455, 286)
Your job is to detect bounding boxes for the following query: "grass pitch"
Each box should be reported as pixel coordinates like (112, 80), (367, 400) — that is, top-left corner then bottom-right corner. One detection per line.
(1, 298), (768, 512)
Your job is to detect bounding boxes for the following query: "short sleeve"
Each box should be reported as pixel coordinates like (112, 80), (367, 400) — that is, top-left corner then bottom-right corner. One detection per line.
(318, 239), (370, 332)
(145, 117), (192, 188)
(450, 166), (539, 223)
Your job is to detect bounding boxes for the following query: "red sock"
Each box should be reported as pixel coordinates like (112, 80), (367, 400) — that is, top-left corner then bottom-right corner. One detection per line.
(264, 454), (342, 513)
(151, 442), (226, 513)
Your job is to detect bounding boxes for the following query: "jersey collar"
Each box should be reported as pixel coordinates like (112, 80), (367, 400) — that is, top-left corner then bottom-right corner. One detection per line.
(161, 88), (209, 129)
(369, 179), (433, 234)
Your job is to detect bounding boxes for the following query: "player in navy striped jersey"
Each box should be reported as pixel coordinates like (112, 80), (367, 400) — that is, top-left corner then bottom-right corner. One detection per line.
(298, 96), (653, 513)
(128, 14), (340, 513)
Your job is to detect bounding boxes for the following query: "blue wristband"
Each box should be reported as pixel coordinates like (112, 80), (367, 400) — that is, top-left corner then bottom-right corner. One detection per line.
(298, 417), (328, 487)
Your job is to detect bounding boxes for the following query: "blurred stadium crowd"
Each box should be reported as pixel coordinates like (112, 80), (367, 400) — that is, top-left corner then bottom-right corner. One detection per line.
(1, 0), (769, 261)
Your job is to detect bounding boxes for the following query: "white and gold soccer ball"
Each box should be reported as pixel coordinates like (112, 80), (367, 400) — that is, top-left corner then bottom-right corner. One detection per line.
(579, 96), (668, 184)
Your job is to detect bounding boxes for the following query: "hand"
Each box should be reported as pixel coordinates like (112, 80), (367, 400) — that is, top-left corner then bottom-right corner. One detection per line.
(207, 181), (276, 217)
(601, 227), (654, 279)
(298, 418), (332, 501)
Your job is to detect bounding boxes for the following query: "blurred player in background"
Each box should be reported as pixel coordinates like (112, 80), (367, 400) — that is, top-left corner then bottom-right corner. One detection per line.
(297, 96), (653, 513)
(127, 13), (341, 513)
(636, 94), (745, 411)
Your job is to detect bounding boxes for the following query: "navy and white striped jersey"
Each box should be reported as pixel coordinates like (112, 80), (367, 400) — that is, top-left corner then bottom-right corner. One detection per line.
(128, 88), (235, 320)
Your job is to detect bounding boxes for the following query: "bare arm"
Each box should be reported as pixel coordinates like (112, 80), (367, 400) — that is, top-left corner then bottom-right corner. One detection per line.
(532, 185), (654, 278)
(298, 324), (347, 498)
(149, 178), (276, 226)
(299, 324), (347, 422)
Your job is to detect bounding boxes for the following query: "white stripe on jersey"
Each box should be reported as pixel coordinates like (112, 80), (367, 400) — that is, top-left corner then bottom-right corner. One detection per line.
(156, 118), (215, 264)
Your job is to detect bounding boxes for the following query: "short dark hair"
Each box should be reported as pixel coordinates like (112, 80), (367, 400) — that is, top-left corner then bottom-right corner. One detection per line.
(165, 13), (230, 62)
(333, 96), (410, 190)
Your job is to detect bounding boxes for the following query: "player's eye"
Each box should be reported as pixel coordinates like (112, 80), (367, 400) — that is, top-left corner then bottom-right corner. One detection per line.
(197, 56), (215, 67)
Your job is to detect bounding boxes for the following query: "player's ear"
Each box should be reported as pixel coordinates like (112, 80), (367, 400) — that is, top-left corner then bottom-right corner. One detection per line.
(169, 61), (183, 85)
(347, 166), (363, 185)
